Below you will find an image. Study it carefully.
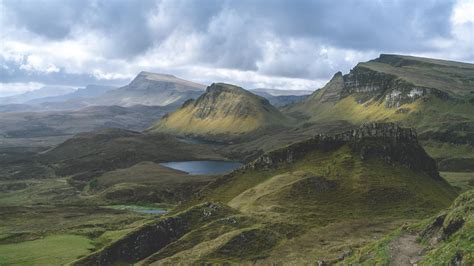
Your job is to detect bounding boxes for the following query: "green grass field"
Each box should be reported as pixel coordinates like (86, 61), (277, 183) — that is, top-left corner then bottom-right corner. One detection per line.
(441, 172), (474, 192)
(0, 234), (93, 265)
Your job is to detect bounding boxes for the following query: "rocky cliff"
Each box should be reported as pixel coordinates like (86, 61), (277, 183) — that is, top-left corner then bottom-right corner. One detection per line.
(341, 66), (449, 108)
(73, 202), (234, 265)
(243, 123), (440, 179)
(284, 54), (474, 172)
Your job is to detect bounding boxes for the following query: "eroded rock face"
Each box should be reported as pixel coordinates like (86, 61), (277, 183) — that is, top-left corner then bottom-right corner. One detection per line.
(74, 202), (233, 266)
(341, 66), (448, 108)
(242, 123), (440, 179)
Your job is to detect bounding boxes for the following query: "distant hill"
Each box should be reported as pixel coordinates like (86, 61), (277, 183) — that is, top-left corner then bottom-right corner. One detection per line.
(25, 84), (116, 104)
(39, 128), (223, 189)
(150, 83), (290, 136)
(285, 54), (474, 171)
(92, 72), (205, 107)
(250, 89), (310, 107)
(0, 86), (76, 105)
(250, 88), (313, 96)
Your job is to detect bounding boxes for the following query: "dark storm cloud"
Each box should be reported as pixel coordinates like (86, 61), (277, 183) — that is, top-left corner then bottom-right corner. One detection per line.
(231, 0), (455, 51)
(1, 0), (463, 86)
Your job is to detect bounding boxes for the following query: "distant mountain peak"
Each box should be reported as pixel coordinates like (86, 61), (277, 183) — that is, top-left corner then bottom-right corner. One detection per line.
(206, 83), (253, 95)
(128, 71), (205, 91)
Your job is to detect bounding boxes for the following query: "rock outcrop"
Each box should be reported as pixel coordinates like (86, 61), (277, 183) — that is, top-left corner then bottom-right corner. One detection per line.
(341, 66), (449, 107)
(74, 202), (233, 265)
(243, 123), (440, 179)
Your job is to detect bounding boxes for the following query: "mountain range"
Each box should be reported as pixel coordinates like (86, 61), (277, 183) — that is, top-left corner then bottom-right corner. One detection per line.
(1, 54), (472, 265)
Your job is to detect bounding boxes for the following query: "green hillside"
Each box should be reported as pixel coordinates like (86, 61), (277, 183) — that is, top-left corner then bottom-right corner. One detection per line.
(77, 123), (457, 264)
(150, 83), (290, 136)
(343, 189), (474, 265)
(285, 54), (474, 171)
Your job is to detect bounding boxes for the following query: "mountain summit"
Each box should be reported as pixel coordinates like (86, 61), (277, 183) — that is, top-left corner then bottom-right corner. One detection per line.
(150, 83), (289, 136)
(93, 72), (205, 107)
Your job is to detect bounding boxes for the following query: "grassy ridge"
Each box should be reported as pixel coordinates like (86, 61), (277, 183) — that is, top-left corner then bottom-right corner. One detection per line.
(151, 83), (290, 136)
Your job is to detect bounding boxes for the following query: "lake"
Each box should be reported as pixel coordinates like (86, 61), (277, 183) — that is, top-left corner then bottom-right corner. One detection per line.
(105, 205), (168, 215)
(160, 160), (242, 175)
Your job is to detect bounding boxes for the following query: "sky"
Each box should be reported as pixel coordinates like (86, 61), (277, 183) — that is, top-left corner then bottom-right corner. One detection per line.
(1, 0), (473, 96)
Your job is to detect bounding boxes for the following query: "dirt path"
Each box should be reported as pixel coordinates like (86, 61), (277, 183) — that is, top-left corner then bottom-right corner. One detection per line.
(389, 233), (424, 266)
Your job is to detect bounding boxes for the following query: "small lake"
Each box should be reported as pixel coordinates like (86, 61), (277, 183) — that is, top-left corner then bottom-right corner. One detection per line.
(160, 160), (242, 175)
(105, 205), (168, 215)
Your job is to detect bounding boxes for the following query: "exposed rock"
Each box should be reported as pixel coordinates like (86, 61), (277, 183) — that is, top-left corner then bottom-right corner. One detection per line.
(242, 123), (440, 179)
(73, 202), (233, 265)
(341, 66), (448, 108)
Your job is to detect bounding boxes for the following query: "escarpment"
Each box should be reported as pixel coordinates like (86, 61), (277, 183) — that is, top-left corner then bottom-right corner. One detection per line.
(243, 123), (440, 179)
(73, 203), (234, 265)
(341, 66), (449, 107)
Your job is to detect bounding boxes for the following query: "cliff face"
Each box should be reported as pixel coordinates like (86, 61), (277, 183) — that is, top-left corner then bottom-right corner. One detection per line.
(244, 123), (440, 179)
(341, 66), (448, 108)
(74, 203), (234, 265)
(284, 54), (474, 172)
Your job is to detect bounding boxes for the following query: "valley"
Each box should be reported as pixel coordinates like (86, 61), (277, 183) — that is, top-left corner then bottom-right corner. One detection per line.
(0, 54), (472, 265)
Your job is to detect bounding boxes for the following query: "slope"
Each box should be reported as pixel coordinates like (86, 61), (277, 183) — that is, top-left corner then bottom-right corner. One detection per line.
(80, 123), (457, 264)
(150, 83), (290, 136)
(92, 72), (205, 107)
(343, 189), (473, 265)
(285, 54), (474, 171)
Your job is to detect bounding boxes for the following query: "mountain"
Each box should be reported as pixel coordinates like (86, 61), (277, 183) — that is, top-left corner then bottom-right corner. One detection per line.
(76, 123), (457, 264)
(150, 83), (290, 136)
(250, 89), (310, 107)
(92, 72), (205, 107)
(0, 105), (175, 138)
(285, 54), (474, 171)
(0, 86), (76, 105)
(25, 84), (115, 104)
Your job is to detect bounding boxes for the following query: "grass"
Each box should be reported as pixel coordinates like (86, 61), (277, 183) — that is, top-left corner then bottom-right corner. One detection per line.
(151, 83), (291, 135)
(0, 234), (93, 265)
(419, 190), (474, 265)
(343, 189), (474, 265)
(423, 141), (474, 160)
(160, 141), (457, 263)
(441, 172), (474, 192)
(341, 228), (402, 265)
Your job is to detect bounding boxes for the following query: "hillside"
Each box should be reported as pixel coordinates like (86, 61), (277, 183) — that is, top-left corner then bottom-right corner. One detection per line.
(78, 123), (457, 264)
(285, 54), (474, 171)
(39, 128), (224, 188)
(150, 83), (290, 136)
(343, 189), (473, 265)
(0, 86), (76, 105)
(250, 89), (309, 107)
(93, 72), (205, 107)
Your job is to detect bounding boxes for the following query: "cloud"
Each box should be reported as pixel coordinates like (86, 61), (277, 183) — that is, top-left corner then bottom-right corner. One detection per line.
(0, 0), (472, 94)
